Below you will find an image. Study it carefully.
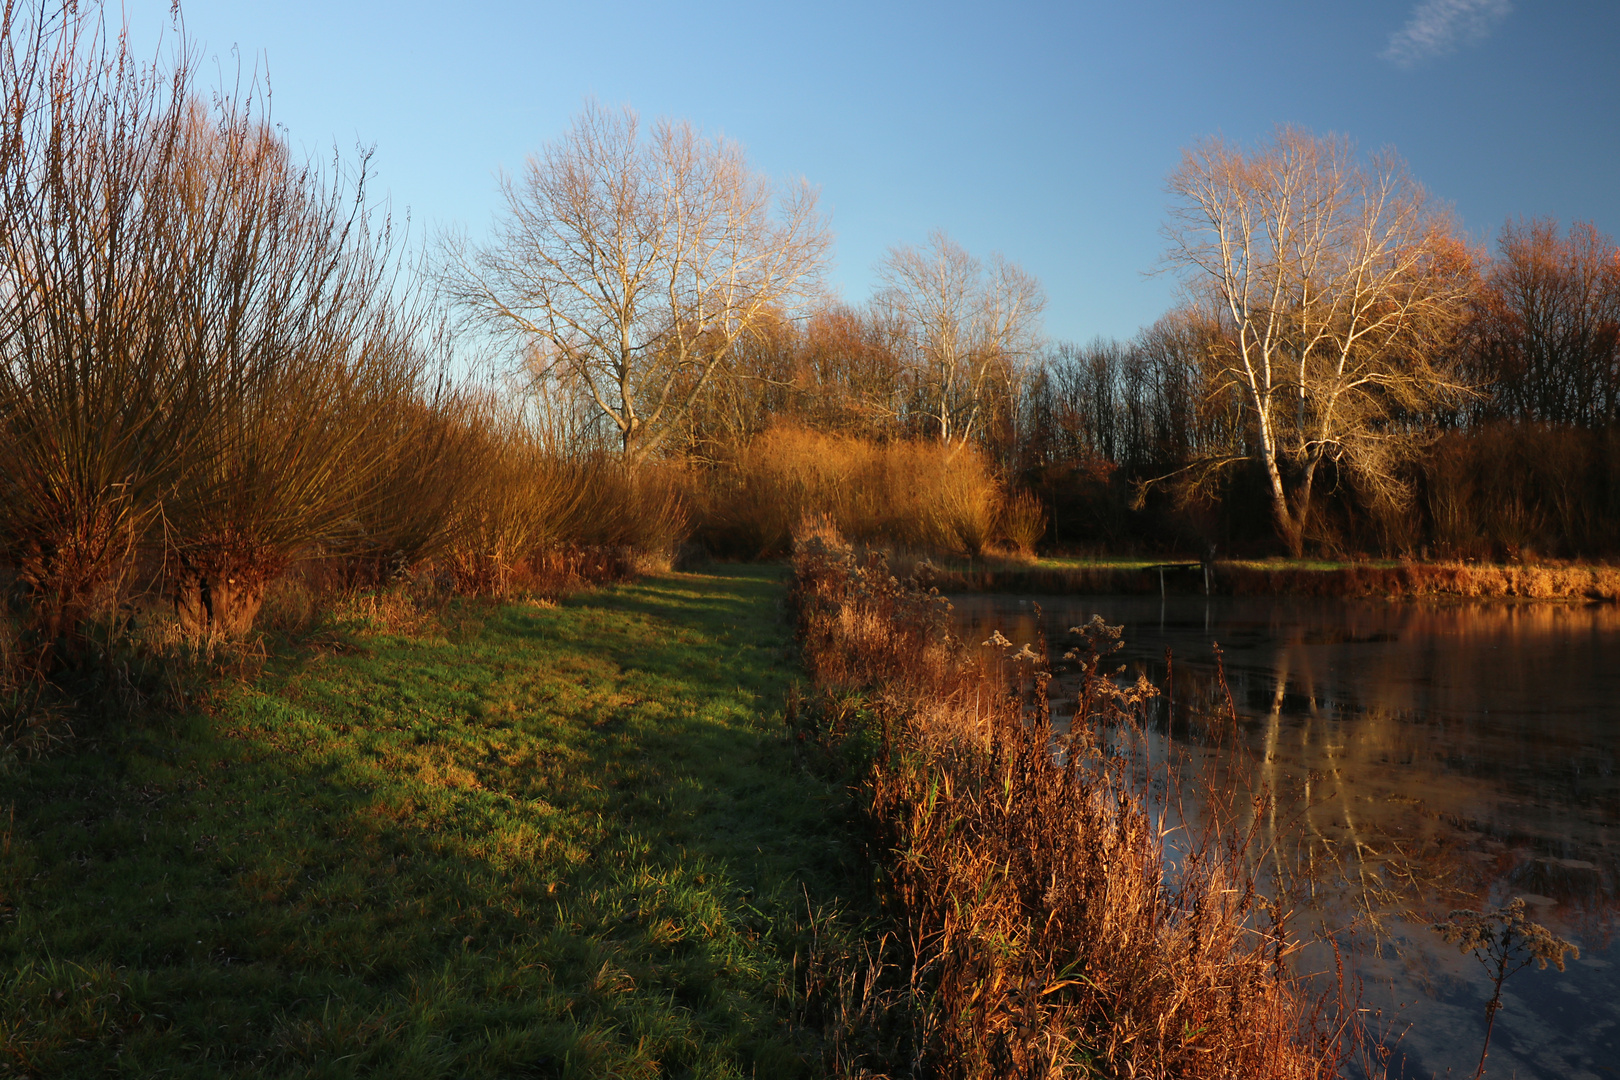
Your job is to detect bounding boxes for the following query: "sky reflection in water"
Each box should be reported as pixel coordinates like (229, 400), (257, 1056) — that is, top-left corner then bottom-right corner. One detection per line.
(951, 594), (1620, 1080)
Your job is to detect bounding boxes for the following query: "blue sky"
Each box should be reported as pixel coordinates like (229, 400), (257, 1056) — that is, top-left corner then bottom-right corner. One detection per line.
(135, 0), (1619, 343)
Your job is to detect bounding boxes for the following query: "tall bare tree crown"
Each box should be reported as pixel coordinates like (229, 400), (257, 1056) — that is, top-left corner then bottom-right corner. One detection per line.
(439, 101), (832, 464)
(875, 229), (1046, 447)
(1161, 126), (1473, 553)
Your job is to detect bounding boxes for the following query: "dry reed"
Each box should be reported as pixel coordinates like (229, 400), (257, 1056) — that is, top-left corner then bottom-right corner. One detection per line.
(1222, 561), (1620, 602)
(791, 520), (1349, 1078)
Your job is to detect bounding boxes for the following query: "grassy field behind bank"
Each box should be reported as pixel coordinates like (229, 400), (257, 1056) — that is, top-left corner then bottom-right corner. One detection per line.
(0, 566), (861, 1079)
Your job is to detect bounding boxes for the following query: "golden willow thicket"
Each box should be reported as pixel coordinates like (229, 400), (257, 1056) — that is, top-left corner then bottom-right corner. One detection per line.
(0, 5), (681, 709)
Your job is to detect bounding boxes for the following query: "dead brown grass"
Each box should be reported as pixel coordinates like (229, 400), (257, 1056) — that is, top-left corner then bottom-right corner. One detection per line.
(1223, 561), (1620, 601)
(791, 522), (1349, 1078)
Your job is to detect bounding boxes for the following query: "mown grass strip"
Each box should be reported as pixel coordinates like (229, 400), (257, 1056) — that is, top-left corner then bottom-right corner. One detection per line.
(0, 565), (859, 1078)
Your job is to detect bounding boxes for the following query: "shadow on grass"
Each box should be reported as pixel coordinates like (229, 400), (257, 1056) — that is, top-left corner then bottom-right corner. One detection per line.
(0, 564), (862, 1079)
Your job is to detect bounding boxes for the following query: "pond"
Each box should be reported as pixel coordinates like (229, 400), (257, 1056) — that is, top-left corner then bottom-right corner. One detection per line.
(951, 593), (1620, 1080)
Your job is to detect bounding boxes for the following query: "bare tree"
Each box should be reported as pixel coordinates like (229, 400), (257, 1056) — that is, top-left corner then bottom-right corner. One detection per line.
(876, 230), (1045, 448)
(440, 101), (831, 465)
(1465, 218), (1620, 428)
(795, 303), (908, 437)
(1163, 127), (1474, 554)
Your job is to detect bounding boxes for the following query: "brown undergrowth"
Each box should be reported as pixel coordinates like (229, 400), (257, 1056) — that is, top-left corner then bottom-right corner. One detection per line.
(693, 424), (1036, 559)
(790, 520), (1350, 1078)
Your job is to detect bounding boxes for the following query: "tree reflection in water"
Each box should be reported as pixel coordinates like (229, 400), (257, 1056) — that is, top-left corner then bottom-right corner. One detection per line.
(954, 593), (1620, 1080)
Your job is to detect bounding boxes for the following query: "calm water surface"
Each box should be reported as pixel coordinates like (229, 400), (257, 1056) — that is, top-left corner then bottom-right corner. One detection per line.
(951, 594), (1620, 1080)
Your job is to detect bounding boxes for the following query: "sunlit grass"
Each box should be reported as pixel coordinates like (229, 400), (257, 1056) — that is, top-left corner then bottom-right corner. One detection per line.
(0, 565), (861, 1078)
(1219, 557), (1404, 572)
(1030, 555), (1170, 571)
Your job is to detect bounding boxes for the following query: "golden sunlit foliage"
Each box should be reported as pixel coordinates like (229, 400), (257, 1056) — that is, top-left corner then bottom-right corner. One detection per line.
(0, 6), (686, 711)
(694, 423), (1025, 559)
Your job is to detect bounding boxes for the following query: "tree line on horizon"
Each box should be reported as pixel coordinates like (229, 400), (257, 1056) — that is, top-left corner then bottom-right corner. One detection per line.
(444, 107), (1620, 562)
(660, 210), (1620, 561)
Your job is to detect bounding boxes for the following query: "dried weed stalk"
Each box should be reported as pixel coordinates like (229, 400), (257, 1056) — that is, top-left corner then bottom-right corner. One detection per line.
(1433, 898), (1578, 1078)
(792, 521), (1349, 1078)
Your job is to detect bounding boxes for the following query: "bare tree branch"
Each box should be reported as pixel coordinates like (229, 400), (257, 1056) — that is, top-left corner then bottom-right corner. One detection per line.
(1163, 127), (1473, 553)
(438, 101), (831, 465)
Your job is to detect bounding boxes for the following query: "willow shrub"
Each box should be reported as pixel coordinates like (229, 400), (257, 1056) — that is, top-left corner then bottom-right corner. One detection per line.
(0, 6), (436, 654)
(337, 381), (493, 589)
(0, 11), (207, 665)
(435, 422), (592, 597)
(695, 423), (1022, 559)
(375, 392), (690, 600)
(155, 115), (437, 637)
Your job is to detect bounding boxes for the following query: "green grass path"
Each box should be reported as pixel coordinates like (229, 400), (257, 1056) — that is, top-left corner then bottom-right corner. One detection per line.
(1, 565), (855, 1078)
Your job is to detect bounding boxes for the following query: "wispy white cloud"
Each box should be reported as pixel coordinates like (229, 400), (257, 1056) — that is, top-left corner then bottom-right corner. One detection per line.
(1382, 0), (1512, 66)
